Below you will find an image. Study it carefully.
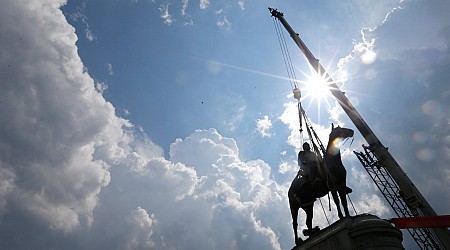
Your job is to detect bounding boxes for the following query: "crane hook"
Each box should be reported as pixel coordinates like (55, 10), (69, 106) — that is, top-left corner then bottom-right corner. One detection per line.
(293, 87), (301, 100)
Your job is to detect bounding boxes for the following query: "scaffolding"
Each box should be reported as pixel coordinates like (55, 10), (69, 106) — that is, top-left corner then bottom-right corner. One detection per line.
(354, 145), (440, 250)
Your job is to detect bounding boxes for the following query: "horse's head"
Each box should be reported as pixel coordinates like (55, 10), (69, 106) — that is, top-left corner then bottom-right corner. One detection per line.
(329, 123), (354, 141)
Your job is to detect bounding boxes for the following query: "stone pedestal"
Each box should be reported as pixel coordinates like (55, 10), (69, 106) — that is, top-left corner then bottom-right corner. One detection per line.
(294, 214), (404, 250)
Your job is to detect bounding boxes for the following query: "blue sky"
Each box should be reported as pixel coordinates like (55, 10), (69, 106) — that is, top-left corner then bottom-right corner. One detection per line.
(1, 0), (449, 249)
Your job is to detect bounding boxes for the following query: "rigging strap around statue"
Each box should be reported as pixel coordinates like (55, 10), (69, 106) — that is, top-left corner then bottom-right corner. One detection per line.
(292, 88), (324, 159)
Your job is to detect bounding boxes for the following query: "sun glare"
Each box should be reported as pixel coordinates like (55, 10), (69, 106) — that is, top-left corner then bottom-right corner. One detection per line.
(304, 73), (330, 100)
(296, 67), (337, 121)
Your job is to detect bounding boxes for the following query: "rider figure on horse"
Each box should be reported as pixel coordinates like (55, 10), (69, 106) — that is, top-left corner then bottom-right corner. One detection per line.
(298, 142), (320, 187)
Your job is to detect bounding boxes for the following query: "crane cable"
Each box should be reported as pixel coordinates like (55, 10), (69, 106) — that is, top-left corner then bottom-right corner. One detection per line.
(300, 107), (325, 156)
(272, 15), (328, 152)
(273, 16), (331, 224)
(272, 17), (298, 90)
(272, 16), (303, 145)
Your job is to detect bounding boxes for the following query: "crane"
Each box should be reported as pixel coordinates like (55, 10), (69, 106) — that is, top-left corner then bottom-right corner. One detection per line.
(268, 7), (450, 250)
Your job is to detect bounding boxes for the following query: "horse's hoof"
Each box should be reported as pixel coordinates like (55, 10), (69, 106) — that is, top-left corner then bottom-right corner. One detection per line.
(311, 227), (320, 236)
(303, 227), (320, 237)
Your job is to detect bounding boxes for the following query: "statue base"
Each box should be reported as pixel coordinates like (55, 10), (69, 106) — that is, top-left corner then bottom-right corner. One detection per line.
(293, 214), (404, 250)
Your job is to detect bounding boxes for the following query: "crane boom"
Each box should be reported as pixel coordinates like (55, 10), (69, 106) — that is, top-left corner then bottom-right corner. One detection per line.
(268, 7), (450, 249)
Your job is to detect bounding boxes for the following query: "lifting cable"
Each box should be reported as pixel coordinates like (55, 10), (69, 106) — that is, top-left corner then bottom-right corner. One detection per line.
(273, 16), (305, 146)
(272, 14), (327, 168)
(273, 16), (331, 224)
(318, 197), (331, 226)
(348, 194), (358, 215)
(300, 108), (325, 156)
(272, 17), (298, 90)
(273, 15), (327, 155)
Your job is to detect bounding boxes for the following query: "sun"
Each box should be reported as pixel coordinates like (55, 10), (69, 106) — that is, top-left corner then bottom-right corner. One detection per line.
(303, 73), (331, 101)
(294, 66), (338, 121)
(298, 69), (335, 111)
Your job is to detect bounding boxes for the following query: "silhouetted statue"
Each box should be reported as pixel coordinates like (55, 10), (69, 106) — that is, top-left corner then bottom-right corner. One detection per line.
(298, 142), (320, 187)
(288, 124), (354, 246)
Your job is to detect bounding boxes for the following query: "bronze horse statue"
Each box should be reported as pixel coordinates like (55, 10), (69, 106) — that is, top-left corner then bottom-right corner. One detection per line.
(288, 124), (354, 246)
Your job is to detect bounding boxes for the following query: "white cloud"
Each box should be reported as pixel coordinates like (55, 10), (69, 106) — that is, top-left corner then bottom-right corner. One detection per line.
(167, 129), (289, 249)
(95, 81), (108, 94)
(169, 128), (239, 176)
(336, 0), (405, 82)
(278, 102), (331, 151)
(106, 63), (114, 75)
(159, 4), (175, 25)
(149, 0), (249, 27)
(181, 0), (189, 15)
(100, 206), (156, 250)
(0, 19), (295, 239)
(237, 1), (245, 11)
(213, 94), (246, 132)
(256, 115), (273, 138)
(278, 161), (297, 175)
(200, 0), (210, 10)
(181, 0), (193, 25)
(69, 1), (96, 41)
(125, 207), (156, 249)
(215, 9), (231, 29)
(87, 127), (292, 249)
(0, 0), (130, 233)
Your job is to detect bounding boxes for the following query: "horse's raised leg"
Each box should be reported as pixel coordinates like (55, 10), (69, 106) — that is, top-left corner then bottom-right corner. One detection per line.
(338, 189), (350, 217)
(331, 190), (344, 219)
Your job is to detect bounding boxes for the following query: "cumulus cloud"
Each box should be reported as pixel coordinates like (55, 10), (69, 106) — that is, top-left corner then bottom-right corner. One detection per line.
(278, 102), (331, 151)
(0, 0), (126, 233)
(278, 161), (297, 176)
(93, 128), (292, 249)
(0, 2), (295, 248)
(256, 115), (273, 138)
(168, 129), (289, 249)
(123, 207), (155, 249)
(120, 207), (157, 249)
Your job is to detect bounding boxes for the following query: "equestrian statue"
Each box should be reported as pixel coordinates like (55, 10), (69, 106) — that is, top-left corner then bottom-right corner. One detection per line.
(288, 124), (354, 246)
